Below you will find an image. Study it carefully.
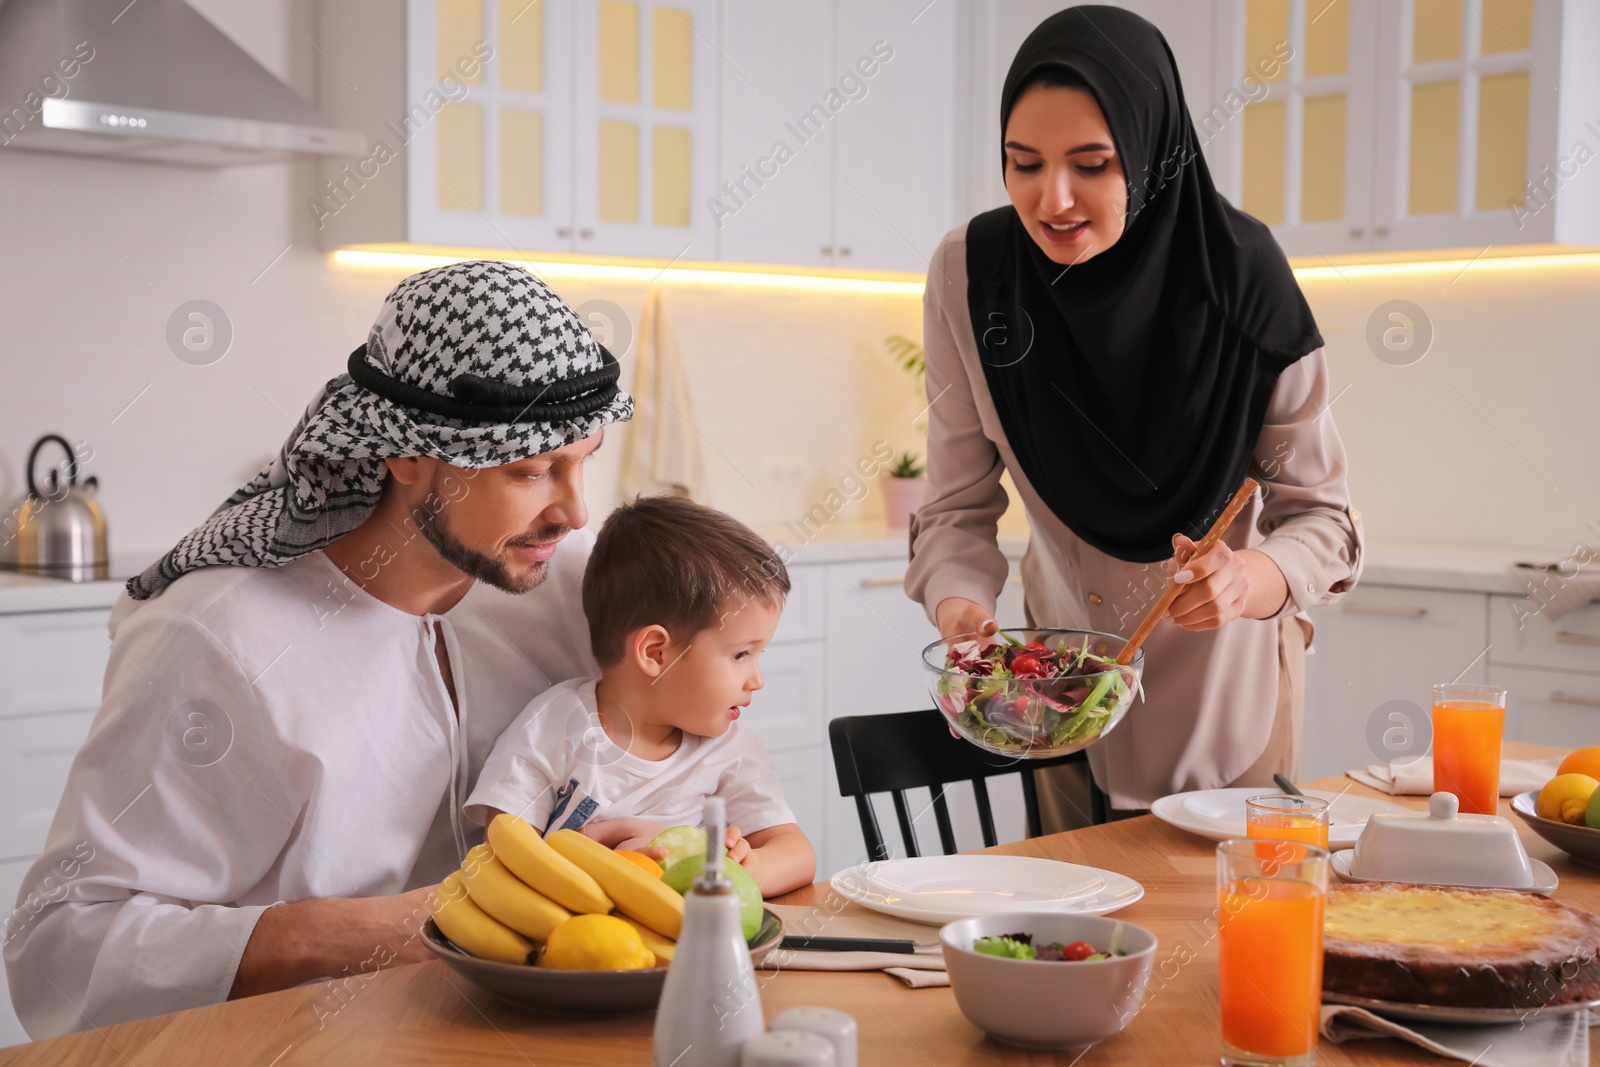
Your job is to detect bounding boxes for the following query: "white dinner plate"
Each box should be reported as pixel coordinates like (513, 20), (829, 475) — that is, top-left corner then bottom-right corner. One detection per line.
(1322, 989), (1600, 1024)
(1330, 850), (1560, 895)
(829, 855), (1144, 926)
(1151, 788), (1409, 849)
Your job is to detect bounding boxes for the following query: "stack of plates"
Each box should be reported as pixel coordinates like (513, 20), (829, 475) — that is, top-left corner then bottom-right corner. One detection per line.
(829, 855), (1144, 926)
(1150, 788), (1408, 849)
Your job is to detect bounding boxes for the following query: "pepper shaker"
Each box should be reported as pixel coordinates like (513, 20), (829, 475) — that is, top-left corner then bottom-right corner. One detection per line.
(739, 1030), (836, 1067)
(769, 1007), (857, 1067)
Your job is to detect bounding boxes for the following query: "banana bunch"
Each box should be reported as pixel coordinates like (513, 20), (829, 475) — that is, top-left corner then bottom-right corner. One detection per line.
(428, 813), (684, 968)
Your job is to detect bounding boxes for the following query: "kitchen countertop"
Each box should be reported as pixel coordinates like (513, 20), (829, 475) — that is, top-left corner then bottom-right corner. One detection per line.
(0, 537), (1575, 615)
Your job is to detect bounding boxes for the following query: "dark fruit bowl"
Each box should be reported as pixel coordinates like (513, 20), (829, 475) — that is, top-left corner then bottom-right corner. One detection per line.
(1511, 790), (1600, 867)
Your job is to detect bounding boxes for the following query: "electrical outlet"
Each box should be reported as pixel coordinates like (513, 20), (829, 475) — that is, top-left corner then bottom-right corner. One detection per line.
(761, 456), (807, 487)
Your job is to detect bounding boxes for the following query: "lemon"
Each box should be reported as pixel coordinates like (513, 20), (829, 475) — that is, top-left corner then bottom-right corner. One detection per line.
(1536, 773), (1600, 825)
(539, 914), (657, 970)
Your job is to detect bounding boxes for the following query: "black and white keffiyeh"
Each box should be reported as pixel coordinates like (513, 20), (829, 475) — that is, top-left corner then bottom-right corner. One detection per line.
(128, 260), (634, 600)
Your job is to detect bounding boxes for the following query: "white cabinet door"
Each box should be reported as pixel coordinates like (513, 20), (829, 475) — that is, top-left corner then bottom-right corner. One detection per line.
(824, 559), (942, 718)
(1488, 664), (1600, 747)
(741, 643), (826, 755)
(1488, 595), (1600, 675)
(0, 610), (111, 720)
(1301, 587), (1489, 780)
(571, 0), (721, 258)
(832, 0), (959, 272)
(767, 745), (828, 879)
(0, 856), (34, 1047)
(405, 0), (577, 251)
(0, 709), (97, 862)
(714, 1), (836, 268)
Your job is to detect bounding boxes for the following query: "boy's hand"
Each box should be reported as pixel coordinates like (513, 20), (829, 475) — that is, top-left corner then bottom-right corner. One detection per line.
(725, 825), (751, 866)
(580, 816), (669, 854)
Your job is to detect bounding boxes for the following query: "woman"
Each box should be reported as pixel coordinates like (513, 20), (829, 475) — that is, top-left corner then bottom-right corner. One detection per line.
(905, 6), (1363, 820)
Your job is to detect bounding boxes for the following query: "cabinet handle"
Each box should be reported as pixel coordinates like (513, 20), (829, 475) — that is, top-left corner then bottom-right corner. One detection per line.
(1552, 691), (1600, 709)
(820, 245), (833, 256)
(839, 246), (852, 257)
(556, 226), (572, 238)
(579, 228), (595, 240)
(1008, 575), (1022, 584)
(1374, 226), (1390, 237)
(1556, 631), (1600, 647)
(860, 575), (905, 588)
(1340, 604), (1427, 618)
(1349, 227), (1365, 239)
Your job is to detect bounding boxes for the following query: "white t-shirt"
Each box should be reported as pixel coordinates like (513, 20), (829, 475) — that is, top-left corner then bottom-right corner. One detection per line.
(465, 678), (795, 836)
(4, 541), (598, 1039)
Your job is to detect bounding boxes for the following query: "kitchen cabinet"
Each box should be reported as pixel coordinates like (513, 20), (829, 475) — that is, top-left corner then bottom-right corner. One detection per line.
(318, 0), (721, 258)
(1211, 0), (1600, 256)
(0, 858), (31, 1047)
(1488, 594), (1600, 745)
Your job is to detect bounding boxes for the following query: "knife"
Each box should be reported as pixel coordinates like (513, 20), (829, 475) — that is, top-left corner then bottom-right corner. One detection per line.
(778, 935), (920, 954)
(1273, 773), (1305, 796)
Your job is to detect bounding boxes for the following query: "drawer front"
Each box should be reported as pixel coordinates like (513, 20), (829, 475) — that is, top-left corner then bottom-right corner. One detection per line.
(1489, 596), (1600, 675)
(1490, 664), (1600, 747)
(741, 643), (825, 754)
(769, 565), (824, 645)
(0, 610), (112, 718)
(0, 709), (97, 861)
(824, 559), (942, 719)
(0, 855), (36, 1046)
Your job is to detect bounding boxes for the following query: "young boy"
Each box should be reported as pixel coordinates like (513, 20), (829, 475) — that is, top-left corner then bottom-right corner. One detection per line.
(465, 495), (816, 897)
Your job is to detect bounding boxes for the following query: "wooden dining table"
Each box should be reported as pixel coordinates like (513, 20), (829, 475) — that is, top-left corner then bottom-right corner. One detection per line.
(2, 742), (1591, 1066)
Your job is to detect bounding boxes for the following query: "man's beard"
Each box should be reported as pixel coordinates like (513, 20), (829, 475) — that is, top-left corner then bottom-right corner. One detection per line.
(420, 511), (568, 594)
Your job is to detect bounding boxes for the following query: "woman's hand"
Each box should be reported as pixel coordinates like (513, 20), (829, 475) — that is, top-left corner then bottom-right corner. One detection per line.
(1164, 535), (1288, 630)
(936, 597), (999, 640)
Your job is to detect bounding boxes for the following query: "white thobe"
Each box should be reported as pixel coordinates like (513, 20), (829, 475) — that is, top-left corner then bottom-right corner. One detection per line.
(4, 539), (596, 1039)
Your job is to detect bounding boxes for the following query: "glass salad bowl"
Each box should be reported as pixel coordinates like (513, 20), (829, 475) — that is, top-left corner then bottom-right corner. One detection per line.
(923, 628), (1145, 759)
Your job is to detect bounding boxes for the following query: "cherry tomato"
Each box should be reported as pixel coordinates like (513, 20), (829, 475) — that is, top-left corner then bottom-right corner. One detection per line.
(1027, 642), (1047, 652)
(1014, 693), (1030, 714)
(1010, 653), (1044, 677)
(1060, 940), (1098, 961)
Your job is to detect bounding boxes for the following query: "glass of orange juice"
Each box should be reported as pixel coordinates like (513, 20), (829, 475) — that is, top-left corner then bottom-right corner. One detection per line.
(1432, 683), (1507, 815)
(1245, 794), (1330, 849)
(1217, 838), (1328, 1067)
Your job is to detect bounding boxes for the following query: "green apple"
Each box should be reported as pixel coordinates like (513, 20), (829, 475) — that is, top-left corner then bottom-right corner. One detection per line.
(646, 825), (708, 870)
(1584, 785), (1600, 829)
(662, 853), (763, 942)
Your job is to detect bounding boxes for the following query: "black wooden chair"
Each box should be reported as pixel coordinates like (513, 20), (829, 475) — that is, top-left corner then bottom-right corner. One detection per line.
(828, 708), (1109, 861)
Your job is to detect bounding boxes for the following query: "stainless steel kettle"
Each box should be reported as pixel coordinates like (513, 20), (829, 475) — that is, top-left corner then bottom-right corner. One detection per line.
(0, 434), (109, 581)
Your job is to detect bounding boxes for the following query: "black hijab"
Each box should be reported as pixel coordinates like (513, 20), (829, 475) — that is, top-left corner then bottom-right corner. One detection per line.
(966, 5), (1321, 563)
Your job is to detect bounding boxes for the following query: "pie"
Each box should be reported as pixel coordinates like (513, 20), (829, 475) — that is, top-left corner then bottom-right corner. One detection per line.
(1322, 883), (1600, 1009)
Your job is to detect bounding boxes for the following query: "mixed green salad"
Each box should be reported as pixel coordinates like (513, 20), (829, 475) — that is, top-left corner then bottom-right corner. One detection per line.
(935, 632), (1138, 752)
(974, 932), (1126, 962)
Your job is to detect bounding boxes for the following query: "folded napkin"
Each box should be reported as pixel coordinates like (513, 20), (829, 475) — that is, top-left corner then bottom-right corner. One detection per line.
(1321, 1004), (1591, 1067)
(1347, 757), (1560, 796)
(1510, 558), (1600, 623)
(761, 902), (949, 988)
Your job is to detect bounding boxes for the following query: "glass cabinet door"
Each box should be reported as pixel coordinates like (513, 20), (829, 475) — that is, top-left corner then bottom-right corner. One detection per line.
(407, 0), (576, 251)
(1370, 0), (1558, 251)
(1232, 0), (1379, 258)
(571, 0), (721, 259)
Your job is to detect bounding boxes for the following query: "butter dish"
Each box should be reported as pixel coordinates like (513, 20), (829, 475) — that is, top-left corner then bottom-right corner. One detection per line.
(1333, 791), (1559, 895)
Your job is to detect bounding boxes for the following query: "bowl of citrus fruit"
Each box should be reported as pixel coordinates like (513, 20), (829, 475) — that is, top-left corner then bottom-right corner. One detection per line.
(423, 815), (782, 1014)
(1512, 747), (1600, 867)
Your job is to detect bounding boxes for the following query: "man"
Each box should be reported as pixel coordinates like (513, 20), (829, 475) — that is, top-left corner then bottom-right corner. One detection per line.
(4, 261), (633, 1037)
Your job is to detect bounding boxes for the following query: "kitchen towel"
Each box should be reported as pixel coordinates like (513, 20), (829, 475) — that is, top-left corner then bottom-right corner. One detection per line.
(617, 288), (707, 503)
(1509, 556), (1600, 623)
(1320, 1004), (1591, 1067)
(761, 902), (949, 988)
(1347, 757), (1561, 796)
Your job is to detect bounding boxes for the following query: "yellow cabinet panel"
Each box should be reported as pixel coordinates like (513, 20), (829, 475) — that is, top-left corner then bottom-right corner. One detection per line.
(598, 119), (640, 223)
(1242, 100), (1286, 224)
(499, 0), (543, 93)
(500, 109), (543, 217)
(437, 0), (485, 82)
(1480, 0), (1533, 55)
(1301, 93), (1346, 222)
(598, 0), (640, 104)
(437, 103), (484, 212)
(1304, 0), (1350, 78)
(1409, 80), (1459, 215)
(653, 7), (693, 110)
(1412, 0), (1463, 65)
(1475, 70), (1529, 212)
(1245, 0), (1290, 82)
(652, 126), (691, 226)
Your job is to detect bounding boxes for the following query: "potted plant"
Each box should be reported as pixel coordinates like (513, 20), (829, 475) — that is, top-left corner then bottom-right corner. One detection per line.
(881, 451), (927, 530)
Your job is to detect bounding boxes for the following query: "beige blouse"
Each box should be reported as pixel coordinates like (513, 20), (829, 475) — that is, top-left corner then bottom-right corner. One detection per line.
(905, 225), (1365, 809)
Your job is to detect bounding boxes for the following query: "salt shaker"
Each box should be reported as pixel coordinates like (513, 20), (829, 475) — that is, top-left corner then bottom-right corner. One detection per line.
(768, 1008), (857, 1067)
(652, 798), (764, 1067)
(739, 1030), (836, 1067)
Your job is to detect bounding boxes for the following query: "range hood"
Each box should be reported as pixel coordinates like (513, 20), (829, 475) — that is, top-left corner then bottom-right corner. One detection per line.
(0, 0), (365, 165)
